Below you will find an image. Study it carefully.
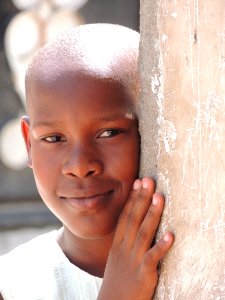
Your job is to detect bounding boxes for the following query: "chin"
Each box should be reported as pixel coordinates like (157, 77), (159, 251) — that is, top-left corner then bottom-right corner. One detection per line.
(67, 224), (116, 241)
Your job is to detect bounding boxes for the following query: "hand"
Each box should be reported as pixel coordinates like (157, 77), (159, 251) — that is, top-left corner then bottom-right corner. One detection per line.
(98, 177), (174, 300)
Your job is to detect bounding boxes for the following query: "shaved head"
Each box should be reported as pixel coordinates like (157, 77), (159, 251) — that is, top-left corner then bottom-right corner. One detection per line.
(25, 24), (140, 110)
(21, 24), (140, 241)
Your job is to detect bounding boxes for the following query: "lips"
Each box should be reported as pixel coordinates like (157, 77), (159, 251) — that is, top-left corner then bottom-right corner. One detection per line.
(60, 190), (114, 211)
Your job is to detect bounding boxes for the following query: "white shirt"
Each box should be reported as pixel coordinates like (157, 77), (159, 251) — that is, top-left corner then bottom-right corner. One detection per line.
(0, 230), (102, 300)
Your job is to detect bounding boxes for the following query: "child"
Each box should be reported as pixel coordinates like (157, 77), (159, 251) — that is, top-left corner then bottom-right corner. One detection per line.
(0, 24), (173, 300)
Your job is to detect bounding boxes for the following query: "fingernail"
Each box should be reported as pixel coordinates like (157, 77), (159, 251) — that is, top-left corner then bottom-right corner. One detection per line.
(163, 233), (170, 242)
(152, 196), (158, 205)
(142, 179), (148, 189)
(133, 180), (141, 190)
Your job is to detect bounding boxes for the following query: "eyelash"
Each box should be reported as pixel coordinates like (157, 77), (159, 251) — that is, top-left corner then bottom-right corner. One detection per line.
(41, 135), (66, 143)
(98, 129), (123, 138)
(41, 129), (123, 143)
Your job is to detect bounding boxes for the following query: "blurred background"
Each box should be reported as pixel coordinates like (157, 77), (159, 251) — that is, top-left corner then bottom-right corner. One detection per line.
(0, 0), (139, 254)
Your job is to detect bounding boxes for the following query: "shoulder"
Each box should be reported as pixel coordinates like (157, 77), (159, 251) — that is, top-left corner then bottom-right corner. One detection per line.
(0, 230), (58, 268)
(0, 229), (102, 299)
(0, 230), (60, 298)
(0, 230), (60, 273)
(0, 231), (57, 282)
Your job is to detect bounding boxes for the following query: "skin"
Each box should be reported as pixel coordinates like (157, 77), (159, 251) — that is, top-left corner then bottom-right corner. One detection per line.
(22, 70), (140, 276)
(0, 26), (174, 299)
(98, 178), (173, 300)
(20, 67), (174, 299)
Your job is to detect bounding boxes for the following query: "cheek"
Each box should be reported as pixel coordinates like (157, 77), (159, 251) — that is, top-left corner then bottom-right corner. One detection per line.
(106, 137), (140, 189)
(121, 137), (140, 174)
(31, 145), (60, 195)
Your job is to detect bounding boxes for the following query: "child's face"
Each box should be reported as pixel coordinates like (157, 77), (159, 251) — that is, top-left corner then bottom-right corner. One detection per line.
(22, 71), (140, 239)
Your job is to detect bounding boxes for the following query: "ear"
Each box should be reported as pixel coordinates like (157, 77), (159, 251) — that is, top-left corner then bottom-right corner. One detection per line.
(21, 116), (32, 168)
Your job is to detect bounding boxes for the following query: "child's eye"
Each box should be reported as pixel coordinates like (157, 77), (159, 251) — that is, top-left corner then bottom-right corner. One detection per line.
(42, 135), (66, 143)
(99, 129), (122, 138)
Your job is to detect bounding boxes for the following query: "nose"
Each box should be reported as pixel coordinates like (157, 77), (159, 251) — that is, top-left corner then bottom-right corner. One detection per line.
(61, 145), (103, 179)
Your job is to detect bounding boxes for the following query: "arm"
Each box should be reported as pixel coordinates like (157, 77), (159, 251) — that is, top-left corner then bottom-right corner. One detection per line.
(98, 177), (174, 300)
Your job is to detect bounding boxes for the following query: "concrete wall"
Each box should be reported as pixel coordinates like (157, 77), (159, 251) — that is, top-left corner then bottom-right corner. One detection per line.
(139, 0), (225, 298)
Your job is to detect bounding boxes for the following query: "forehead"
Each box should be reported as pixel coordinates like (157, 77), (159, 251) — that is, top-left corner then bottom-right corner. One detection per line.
(27, 70), (136, 121)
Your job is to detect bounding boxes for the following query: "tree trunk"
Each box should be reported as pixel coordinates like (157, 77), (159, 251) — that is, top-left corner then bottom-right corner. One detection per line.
(139, 0), (225, 298)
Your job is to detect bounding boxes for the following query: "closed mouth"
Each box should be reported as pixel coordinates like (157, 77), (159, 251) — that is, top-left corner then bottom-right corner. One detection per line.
(60, 190), (114, 201)
(60, 190), (114, 210)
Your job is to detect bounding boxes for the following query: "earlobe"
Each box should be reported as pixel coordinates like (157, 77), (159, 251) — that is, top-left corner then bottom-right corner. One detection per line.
(21, 116), (32, 168)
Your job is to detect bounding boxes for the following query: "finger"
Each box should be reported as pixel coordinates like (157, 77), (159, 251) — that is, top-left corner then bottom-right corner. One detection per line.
(123, 178), (155, 248)
(113, 179), (142, 244)
(132, 192), (164, 257)
(141, 232), (174, 274)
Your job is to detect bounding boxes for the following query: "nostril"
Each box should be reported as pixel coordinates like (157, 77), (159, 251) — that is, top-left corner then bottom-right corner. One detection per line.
(66, 172), (77, 178)
(62, 157), (103, 179)
(86, 170), (95, 177)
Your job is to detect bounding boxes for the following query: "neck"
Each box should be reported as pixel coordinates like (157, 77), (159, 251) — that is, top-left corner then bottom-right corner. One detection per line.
(57, 226), (114, 278)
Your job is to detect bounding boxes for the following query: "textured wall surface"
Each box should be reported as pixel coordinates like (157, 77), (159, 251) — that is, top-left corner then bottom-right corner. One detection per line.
(139, 0), (225, 298)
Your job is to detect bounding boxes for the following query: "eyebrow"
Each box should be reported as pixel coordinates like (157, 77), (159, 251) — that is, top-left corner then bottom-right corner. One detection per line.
(32, 120), (64, 129)
(32, 113), (136, 129)
(99, 113), (136, 121)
